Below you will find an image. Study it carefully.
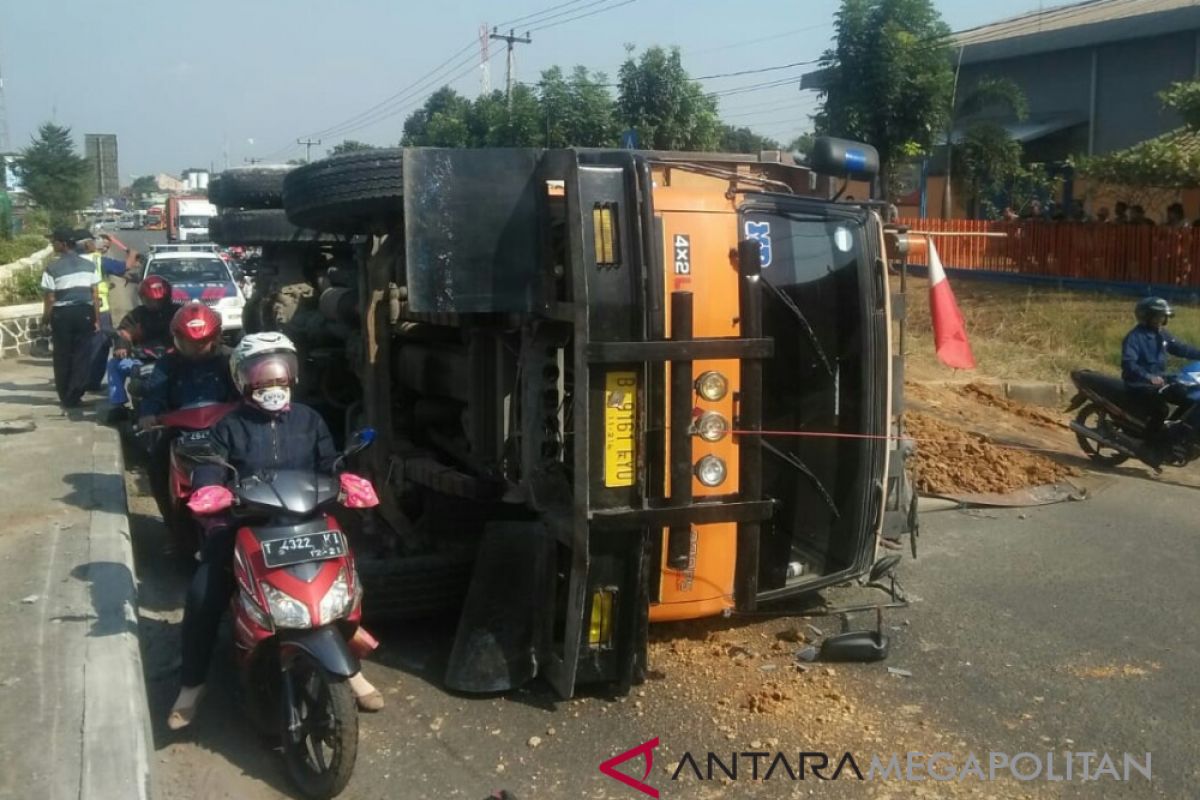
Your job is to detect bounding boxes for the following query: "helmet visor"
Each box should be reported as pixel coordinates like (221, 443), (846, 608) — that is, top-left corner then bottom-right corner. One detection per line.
(239, 353), (298, 390)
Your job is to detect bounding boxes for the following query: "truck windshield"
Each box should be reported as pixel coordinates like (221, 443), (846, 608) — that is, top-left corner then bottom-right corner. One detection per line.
(179, 215), (210, 228)
(151, 258), (228, 284)
(741, 208), (880, 589)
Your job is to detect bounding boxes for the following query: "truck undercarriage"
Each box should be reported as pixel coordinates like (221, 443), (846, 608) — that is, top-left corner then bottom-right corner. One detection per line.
(208, 141), (915, 697)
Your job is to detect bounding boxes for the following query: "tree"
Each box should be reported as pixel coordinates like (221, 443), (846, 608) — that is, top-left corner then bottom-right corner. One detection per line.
(401, 87), (475, 147)
(617, 46), (721, 151)
(129, 175), (159, 199)
(949, 77), (1029, 218)
(814, 0), (954, 196)
(1080, 79), (1200, 188)
(786, 133), (816, 154)
(719, 126), (780, 153)
(329, 140), (377, 156)
(16, 122), (89, 224)
(540, 66), (620, 147)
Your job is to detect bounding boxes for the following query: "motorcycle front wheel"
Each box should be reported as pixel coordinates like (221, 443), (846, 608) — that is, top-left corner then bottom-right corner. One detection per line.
(281, 653), (358, 799)
(1074, 403), (1131, 467)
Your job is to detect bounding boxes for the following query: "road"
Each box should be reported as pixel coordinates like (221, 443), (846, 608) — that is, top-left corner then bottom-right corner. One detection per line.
(109, 223), (1195, 797)
(126, 441), (1199, 799)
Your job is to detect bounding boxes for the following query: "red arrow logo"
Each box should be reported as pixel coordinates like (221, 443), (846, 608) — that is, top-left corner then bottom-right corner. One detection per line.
(599, 737), (660, 798)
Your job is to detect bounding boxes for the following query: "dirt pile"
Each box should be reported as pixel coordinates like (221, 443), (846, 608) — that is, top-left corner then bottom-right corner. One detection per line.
(906, 411), (1078, 496)
(957, 383), (1064, 429)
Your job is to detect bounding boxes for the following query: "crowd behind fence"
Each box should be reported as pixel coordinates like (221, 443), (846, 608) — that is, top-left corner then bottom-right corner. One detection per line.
(897, 219), (1200, 289)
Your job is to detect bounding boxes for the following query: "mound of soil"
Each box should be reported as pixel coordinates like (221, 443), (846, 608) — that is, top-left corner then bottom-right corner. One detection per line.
(958, 383), (1064, 429)
(906, 411), (1077, 496)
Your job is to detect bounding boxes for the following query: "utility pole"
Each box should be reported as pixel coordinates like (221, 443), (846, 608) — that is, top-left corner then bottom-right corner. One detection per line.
(244, 157), (263, 165)
(478, 24), (491, 96)
(297, 138), (321, 162)
(0, 57), (11, 154)
(490, 28), (532, 111)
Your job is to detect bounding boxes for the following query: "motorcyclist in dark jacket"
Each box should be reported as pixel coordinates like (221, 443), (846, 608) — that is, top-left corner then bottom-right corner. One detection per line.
(1122, 297), (1200, 439)
(138, 303), (238, 524)
(105, 275), (182, 421)
(167, 332), (383, 731)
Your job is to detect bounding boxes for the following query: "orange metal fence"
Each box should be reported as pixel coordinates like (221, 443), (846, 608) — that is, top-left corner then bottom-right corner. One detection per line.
(897, 218), (1200, 288)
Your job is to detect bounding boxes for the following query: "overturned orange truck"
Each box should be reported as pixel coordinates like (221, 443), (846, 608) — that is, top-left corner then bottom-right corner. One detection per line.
(257, 139), (915, 697)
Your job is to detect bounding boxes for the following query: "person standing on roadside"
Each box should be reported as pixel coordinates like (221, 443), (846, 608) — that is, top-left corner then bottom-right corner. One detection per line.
(77, 231), (138, 391)
(41, 227), (100, 410)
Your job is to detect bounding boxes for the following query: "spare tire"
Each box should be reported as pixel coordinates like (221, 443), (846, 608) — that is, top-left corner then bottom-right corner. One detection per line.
(283, 149), (403, 235)
(209, 209), (338, 246)
(209, 165), (293, 209)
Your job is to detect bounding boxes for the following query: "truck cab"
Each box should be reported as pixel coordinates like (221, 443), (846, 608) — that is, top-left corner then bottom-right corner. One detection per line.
(259, 139), (912, 697)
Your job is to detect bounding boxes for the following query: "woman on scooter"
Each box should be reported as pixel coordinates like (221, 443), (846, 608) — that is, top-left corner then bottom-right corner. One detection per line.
(168, 331), (384, 730)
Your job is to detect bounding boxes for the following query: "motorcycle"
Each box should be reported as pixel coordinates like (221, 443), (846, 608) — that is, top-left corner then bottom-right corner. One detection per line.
(140, 402), (239, 556)
(1067, 363), (1200, 469)
(192, 428), (378, 799)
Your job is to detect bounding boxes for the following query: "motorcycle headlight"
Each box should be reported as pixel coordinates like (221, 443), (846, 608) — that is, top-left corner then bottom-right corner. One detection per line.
(239, 589), (272, 630)
(317, 567), (354, 625)
(261, 583), (312, 629)
(694, 411), (729, 442)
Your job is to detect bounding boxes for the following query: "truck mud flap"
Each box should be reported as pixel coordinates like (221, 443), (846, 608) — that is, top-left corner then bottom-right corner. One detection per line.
(444, 522), (549, 694)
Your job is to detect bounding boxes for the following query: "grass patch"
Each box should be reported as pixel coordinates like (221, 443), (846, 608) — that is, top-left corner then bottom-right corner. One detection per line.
(0, 265), (44, 305)
(0, 234), (50, 265)
(901, 277), (1200, 383)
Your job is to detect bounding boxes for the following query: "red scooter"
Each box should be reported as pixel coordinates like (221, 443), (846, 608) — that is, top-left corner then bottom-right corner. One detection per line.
(195, 428), (378, 799)
(145, 402), (239, 556)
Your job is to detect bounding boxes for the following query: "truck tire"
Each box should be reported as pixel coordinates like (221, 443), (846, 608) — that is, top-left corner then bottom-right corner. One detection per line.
(282, 149), (403, 234)
(209, 166), (292, 209)
(209, 209), (337, 246)
(357, 552), (473, 622)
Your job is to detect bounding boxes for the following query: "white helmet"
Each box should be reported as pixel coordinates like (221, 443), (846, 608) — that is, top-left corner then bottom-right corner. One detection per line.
(230, 332), (299, 407)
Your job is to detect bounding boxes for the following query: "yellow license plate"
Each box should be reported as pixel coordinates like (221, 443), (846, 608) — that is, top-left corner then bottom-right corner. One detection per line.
(604, 371), (637, 488)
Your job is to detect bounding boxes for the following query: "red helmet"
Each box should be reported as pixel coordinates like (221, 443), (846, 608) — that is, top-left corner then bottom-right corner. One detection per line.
(170, 303), (222, 359)
(139, 275), (172, 305)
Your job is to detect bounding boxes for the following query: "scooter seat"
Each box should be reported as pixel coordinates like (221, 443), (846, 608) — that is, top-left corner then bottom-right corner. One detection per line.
(1071, 369), (1129, 404)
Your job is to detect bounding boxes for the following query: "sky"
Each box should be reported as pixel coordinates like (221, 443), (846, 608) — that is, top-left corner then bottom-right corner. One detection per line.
(1, 0), (1076, 179)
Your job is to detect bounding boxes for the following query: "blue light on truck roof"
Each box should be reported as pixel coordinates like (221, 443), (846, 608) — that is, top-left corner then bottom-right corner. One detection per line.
(844, 149), (868, 173)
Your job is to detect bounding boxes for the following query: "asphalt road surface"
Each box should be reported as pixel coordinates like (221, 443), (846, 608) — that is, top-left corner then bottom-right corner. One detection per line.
(126, 440), (1199, 800)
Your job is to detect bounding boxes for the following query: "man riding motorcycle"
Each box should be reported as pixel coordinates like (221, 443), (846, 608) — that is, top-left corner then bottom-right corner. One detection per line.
(105, 275), (182, 423)
(1122, 297), (1200, 465)
(167, 332), (384, 730)
(138, 304), (238, 522)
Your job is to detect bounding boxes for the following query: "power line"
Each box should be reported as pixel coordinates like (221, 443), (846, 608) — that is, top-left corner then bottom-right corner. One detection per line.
(688, 22), (835, 56)
(490, 28), (533, 110)
(529, 0), (639, 32)
(497, 0), (591, 28)
(297, 138), (321, 161)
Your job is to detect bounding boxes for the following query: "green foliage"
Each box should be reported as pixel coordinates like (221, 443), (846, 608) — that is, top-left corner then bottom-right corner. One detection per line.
(786, 133), (816, 154)
(328, 140), (377, 156)
(957, 77), (1028, 121)
(815, 0), (954, 194)
(128, 175), (159, 199)
(16, 123), (89, 225)
(617, 46), (721, 151)
(0, 263), (45, 304)
(951, 78), (1031, 217)
(719, 126), (780, 153)
(1080, 78), (1200, 188)
(1159, 80), (1200, 132)
(0, 233), (48, 264)
(540, 66), (620, 147)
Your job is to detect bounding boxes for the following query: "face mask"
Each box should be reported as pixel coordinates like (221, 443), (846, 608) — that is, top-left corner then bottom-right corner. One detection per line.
(251, 386), (291, 413)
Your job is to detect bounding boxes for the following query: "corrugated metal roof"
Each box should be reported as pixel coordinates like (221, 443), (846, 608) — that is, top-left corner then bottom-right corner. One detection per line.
(955, 0), (1195, 47)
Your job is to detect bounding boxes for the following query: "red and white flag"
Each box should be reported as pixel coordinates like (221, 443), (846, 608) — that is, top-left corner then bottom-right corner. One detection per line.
(928, 240), (975, 370)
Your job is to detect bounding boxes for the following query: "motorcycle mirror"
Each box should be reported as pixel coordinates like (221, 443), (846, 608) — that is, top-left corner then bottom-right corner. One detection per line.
(346, 427), (376, 456)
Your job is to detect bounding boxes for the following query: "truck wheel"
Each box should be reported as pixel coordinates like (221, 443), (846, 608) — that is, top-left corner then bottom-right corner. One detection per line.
(209, 166), (292, 209)
(210, 209), (338, 247)
(357, 552), (473, 622)
(283, 149), (403, 235)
